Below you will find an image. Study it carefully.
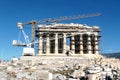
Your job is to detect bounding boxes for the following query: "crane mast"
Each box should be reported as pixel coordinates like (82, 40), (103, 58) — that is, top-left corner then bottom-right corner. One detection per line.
(31, 21), (36, 42)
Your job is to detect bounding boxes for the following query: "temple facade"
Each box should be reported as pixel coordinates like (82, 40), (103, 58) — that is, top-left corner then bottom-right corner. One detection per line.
(36, 23), (100, 56)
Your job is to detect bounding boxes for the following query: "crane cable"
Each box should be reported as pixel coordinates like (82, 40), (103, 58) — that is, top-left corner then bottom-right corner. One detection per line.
(17, 28), (30, 46)
(21, 29), (30, 44)
(17, 30), (21, 44)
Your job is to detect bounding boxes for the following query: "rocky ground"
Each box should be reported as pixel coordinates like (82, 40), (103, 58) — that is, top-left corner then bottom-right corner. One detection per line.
(0, 54), (120, 80)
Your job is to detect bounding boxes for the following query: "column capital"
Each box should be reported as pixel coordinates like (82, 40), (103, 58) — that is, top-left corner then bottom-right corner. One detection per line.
(55, 33), (58, 38)
(46, 33), (49, 37)
(63, 33), (67, 37)
(71, 33), (75, 36)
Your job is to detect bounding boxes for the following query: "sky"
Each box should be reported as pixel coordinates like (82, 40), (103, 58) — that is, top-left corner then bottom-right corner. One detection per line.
(0, 0), (120, 60)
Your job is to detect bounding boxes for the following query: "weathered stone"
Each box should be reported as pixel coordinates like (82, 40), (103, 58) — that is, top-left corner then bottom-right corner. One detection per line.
(32, 70), (52, 80)
(53, 74), (66, 80)
(71, 70), (85, 78)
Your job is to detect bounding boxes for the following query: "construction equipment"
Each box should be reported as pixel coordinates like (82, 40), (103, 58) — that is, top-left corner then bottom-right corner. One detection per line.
(13, 22), (35, 56)
(16, 13), (101, 44)
(13, 13), (101, 56)
(13, 22), (30, 47)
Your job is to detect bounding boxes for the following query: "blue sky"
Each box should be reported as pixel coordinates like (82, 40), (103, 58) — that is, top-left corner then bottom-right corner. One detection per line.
(0, 0), (120, 60)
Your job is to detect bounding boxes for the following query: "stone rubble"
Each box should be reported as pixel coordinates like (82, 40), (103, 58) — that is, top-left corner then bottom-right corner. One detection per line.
(0, 54), (120, 80)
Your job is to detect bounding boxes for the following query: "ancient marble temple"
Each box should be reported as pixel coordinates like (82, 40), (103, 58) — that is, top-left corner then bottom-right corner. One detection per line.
(36, 23), (100, 56)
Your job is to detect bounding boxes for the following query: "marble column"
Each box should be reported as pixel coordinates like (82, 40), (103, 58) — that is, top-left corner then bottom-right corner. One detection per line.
(46, 34), (50, 55)
(79, 34), (83, 54)
(88, 34), (92, 54)
(63, 33), (67, 54)
(55, 33), (58, 54)
(38, 35), (43, 55)
(71, 33), (75, 54)
(94, 35), (99, 54)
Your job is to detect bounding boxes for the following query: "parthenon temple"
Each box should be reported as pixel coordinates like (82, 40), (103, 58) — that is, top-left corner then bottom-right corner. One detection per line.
(36, 23), (101, 56)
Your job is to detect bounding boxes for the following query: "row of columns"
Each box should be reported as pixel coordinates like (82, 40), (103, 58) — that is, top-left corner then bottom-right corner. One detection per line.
(38, 33), (99, 55)
(71, 33), (99, 54)
(38, 33), (67, 55)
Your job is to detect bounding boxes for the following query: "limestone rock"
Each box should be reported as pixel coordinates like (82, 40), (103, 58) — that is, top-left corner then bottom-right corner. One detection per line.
(71, 70), (85, 78)
(53, 73), (66, 80)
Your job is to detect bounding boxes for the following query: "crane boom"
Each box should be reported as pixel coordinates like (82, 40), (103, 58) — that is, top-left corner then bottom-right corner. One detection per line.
(37, 13), (101, 23)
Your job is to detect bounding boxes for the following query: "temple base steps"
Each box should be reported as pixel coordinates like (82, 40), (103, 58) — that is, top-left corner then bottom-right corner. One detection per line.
(20, 53), (102, 65)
